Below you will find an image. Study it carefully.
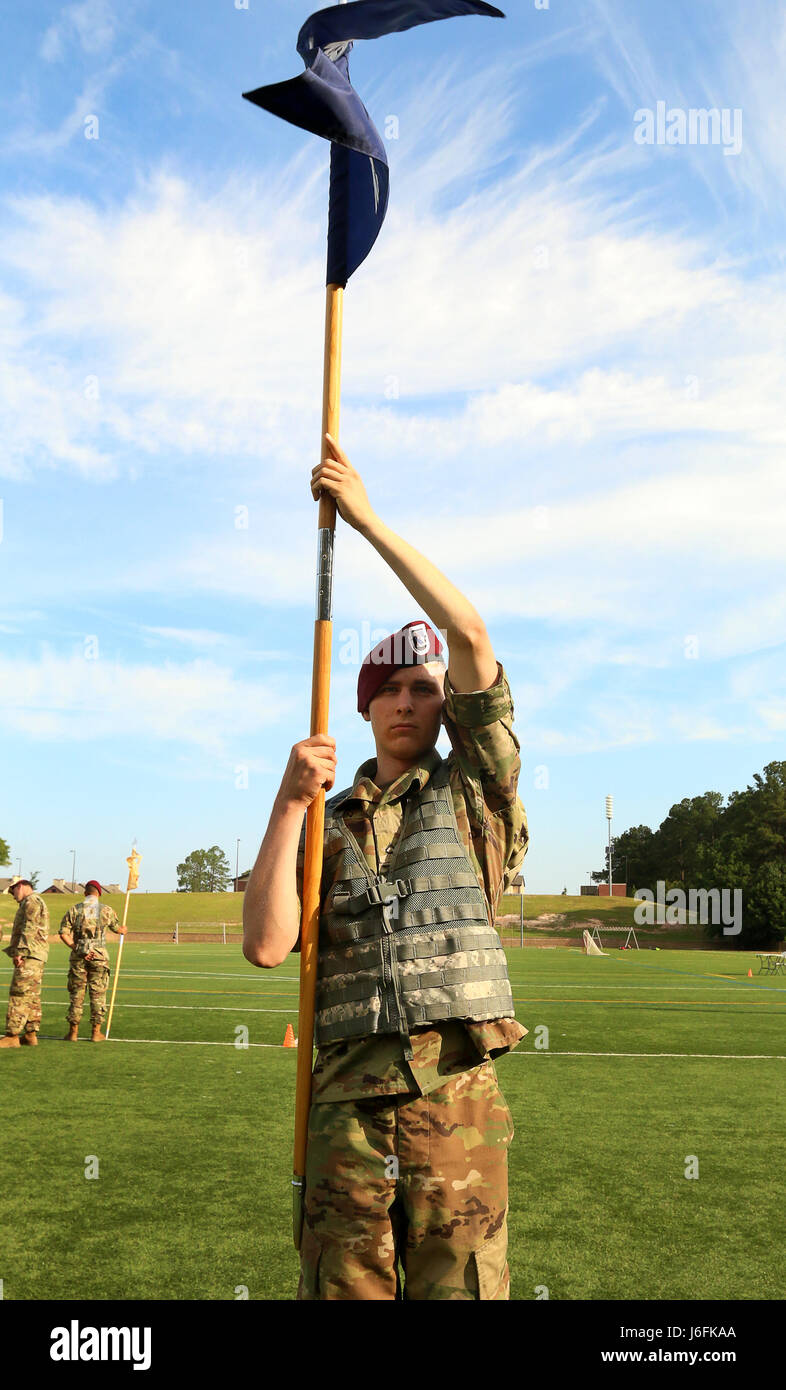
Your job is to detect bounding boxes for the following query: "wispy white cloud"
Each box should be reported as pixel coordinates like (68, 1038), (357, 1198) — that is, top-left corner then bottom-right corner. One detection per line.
(587, 0), (786, 219)
(140, 626), (235, 650)
(4, 63), (783, 477)
(2, 14), (784, 770)
(0, 651), (294, 752)
(40, 0), (117, 62)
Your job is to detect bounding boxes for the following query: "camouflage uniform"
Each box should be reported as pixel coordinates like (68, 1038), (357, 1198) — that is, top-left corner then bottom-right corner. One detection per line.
(295, 661), (528, 1299)
(3, 893), (50, 1037)
(59, 901), (120, 1026)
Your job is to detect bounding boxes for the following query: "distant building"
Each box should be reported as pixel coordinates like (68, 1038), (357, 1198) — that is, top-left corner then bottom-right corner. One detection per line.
(597, 883), (628, 898)
(233, 874), (250, 893)
(43, 879), (85, 895)
(580, 885), (599, 896)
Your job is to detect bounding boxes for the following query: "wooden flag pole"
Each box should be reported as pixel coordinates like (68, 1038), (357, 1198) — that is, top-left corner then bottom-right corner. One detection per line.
(292, 282), (343, 1249)
(105, 848), (139, 1040)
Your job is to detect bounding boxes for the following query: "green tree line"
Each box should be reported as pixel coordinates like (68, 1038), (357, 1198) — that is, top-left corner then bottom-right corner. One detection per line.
(593, 761), (786, 947)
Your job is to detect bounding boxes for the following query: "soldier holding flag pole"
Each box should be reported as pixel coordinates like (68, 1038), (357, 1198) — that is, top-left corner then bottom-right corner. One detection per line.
(60, 880), (126, 1043)
(105, 847), (141, 1040)
(245, 439), (528, 1299)
(242, 0), (522, 1299)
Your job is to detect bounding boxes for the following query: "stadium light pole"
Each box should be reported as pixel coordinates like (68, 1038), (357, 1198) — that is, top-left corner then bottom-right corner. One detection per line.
(236, 838), (240, 892)
(605, 796), (613, 898)
(70, 848), (76, 893)
(615, 853), (628, 892)
(16, 856), (21, 876)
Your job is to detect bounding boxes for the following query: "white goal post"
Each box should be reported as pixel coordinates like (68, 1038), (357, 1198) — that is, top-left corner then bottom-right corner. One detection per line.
(589, 924), (640, 951)
(582, 928), (606, 956)
(172, 922), (240, 944)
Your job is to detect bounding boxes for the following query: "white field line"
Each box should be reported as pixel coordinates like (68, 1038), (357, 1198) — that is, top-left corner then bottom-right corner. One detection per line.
(505, 1051), (786, 1060)
(38, 997), (294, 1013)
(106, 1003), (293, 1013)
(107, 1038), (291, 1048)
(504, 982), (784, 992)
(111, 970), (299, 982)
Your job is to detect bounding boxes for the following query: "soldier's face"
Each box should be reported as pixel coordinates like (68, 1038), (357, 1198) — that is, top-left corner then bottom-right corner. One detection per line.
(363, 663), (445, 757)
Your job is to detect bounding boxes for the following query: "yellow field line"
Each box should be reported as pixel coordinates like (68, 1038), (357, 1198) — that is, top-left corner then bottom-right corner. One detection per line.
(38, 987), (298, 1000)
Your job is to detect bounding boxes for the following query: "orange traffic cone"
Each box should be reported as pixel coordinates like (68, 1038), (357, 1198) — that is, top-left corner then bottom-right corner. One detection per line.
(283, 1023), (297, 1048)
(747, 969), (753, 978)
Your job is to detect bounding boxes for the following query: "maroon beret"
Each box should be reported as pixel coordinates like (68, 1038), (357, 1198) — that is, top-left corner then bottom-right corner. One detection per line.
(84, 879), (103, 896)
(357, 620), (444, 713)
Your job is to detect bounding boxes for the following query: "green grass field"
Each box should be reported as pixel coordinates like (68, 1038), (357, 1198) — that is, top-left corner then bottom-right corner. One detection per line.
(0, 889), (710, 942)
(1, 938), (783, 1300)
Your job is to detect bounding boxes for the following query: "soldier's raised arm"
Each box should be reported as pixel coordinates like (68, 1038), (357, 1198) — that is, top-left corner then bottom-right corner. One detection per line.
(312, 434), (499, 693)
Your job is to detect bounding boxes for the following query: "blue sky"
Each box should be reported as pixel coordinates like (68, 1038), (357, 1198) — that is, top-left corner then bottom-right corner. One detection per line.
(1, 0), (784, 893)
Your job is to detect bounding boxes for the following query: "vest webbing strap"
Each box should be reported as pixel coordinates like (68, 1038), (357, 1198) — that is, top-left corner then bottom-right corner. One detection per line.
(393, 841), (472, 868)
(318, 962), (511, 1009)
(317, 994), (512, 1043)
(318, 927), (504, 978)
(322, 902), (491, 945)
(389, 929), (503, 961)
(403, 904), (488, 929)
(409, 812), (456, 831)
(404, 995), (509, 1024)
(330, 872), (480, 917)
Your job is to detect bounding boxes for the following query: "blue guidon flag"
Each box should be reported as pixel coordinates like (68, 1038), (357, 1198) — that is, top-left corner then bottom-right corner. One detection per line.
(243, 0), (504, 286)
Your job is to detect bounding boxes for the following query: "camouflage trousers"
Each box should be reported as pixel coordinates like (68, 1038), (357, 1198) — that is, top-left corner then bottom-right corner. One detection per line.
(67, 957), (110, 1025)
(298, 1060), (514, 1301)
(5, 958), (46, 1036)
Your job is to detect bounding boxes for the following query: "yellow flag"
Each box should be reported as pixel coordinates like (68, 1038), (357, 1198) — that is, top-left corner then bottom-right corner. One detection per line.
(126, 848), (142, 891)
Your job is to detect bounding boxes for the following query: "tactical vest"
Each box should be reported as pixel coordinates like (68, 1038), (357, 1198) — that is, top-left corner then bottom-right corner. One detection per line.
(72, 901), (107, 956)
(314, 758), (514, 1051)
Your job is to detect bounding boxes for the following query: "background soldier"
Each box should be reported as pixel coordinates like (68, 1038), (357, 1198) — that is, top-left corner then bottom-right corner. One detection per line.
(1, 878), (51, 1049)
(59, 880), (126, 1042)
(244, 436), (529, 1300)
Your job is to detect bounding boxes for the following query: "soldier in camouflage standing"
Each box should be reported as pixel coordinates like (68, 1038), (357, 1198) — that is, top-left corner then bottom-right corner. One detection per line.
(1, 878), (51, 1049)
(59, 880), (125, 1042)
(244, 435), (529, 1300)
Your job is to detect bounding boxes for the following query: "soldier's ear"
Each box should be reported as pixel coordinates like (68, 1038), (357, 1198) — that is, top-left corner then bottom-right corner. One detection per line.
(361, 709), (371, 722)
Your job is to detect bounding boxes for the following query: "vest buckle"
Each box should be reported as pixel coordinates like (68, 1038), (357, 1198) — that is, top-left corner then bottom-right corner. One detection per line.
(365, 878), (411, 907)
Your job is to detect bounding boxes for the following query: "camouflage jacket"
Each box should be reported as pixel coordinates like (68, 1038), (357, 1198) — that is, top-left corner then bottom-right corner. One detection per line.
(4, 893), (50, 962)
(59, 901), (121, 965)
(296, 661), (529, 1102)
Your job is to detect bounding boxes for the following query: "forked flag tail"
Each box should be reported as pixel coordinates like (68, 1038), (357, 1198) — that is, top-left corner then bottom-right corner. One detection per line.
(105, 847), (141, 1040)
(243, 0), (506, 1253)
(243, 1), (504, 286)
